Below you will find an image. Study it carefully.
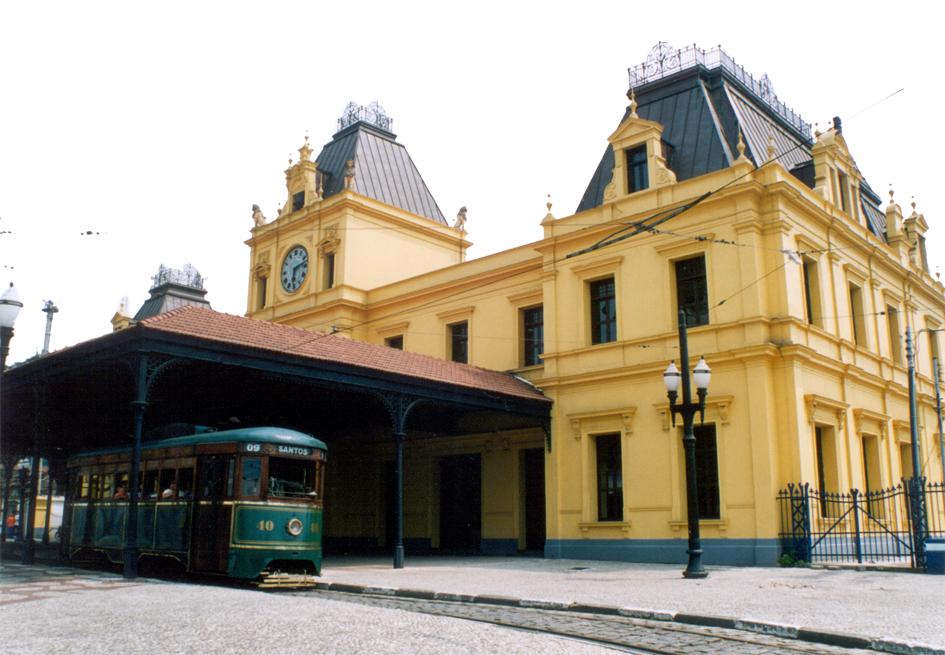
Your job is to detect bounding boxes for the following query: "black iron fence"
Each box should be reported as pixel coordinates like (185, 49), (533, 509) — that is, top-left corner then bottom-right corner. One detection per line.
(778, 479), (945, 570)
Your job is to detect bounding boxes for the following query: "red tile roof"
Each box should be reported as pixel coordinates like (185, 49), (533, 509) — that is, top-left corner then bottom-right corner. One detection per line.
(137, 306), (549, 403)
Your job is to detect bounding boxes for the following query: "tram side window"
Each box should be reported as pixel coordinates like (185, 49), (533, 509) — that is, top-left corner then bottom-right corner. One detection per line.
(159, 469), (177, 499)
(241, 458), (261, 497)
(89, 474), (102, 500)
(200, 456), (234, 499)
(142, 469), (159, 499)
(102, 473), (115, 499)
(74, 473), (89, 499)
(177, 468), (195, 498)
(267, 457), (318, 499)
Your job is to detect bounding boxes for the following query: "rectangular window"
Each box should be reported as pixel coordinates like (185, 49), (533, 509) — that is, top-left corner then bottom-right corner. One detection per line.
(323, 253), (335, 290)
(693, 424), (720, 520)
(595, 433), (623, 521)
(862, 435), (883, 517)
(626, 145), (648, 193)
(292, 190), (305, 212)
(929, 328), (940, 376)
(450, 322), (468, 364)
(802, 259), (822, 327)
(676, 255), (708, 327)
(590, 278), (617, 345)
(849, 283), (865, 346)
(255, 276), (267, 311)
(887, 306), (902, 364)
(241, 458), (262, 498)
(815, 426), (840, 516)
(385, 335), (403, 350)
(523, 306), (544, 367)
(900, 443), (914, 480)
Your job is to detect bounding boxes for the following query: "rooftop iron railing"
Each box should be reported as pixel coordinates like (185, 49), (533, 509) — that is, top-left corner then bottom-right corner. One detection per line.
(629, 43), (811, 137)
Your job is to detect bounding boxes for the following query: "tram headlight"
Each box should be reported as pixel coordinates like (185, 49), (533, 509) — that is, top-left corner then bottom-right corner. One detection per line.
(286, 518), (304, 536)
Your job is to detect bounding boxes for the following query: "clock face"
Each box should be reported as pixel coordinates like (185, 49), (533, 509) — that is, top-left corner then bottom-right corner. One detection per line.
(281, 246), (309, 293)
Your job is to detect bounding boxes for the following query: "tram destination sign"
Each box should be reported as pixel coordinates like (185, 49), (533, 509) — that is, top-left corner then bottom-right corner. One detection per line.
(241, 443), (313, 457)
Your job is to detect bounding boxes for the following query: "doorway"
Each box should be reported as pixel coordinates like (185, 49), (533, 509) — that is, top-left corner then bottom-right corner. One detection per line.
(521, 448), (545, 552)
(438, 454), (481, 552)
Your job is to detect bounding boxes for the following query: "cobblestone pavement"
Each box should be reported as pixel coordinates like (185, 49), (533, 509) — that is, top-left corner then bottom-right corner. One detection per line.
(301, 590), (876, 655)
(0, 564), (632, 654)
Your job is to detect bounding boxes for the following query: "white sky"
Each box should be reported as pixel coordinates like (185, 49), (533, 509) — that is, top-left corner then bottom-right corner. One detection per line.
(1, 1), (942, 366)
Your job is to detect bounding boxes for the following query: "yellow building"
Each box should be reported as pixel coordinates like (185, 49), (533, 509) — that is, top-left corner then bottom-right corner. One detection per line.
(245, 46), (945, 565)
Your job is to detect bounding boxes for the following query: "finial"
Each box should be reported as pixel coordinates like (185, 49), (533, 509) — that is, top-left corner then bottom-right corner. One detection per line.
(889, 184), (894, 202)
(289, 155), (294, 167)
(766, 125), (776, 161)
(911, 196), (917, 215)
(937, 266), (941, 281)
(629, 88), (638, 118)
(298, 131), (314, 162)
(546, 194), (552, 213)
(814, 123), (820, 139)
(736, 128), (746, 158)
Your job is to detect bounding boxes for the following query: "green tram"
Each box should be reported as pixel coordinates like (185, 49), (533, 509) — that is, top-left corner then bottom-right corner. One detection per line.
(65, 426), (326, 578)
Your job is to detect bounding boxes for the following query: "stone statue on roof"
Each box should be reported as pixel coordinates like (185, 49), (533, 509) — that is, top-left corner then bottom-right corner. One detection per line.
(344, 159), (356, 190)
(252, 204), (267, 227)
(454, 206), (467, 230)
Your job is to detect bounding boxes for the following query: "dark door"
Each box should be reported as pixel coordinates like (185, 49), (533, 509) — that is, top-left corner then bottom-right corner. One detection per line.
(191, 455), (233, 573)
(439, 454), (481, 552)
(522, 448), (545, 552)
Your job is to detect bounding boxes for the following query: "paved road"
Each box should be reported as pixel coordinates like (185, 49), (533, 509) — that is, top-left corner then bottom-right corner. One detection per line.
(0, 564), (632, 655)
(304, 589), (876, 655)
(0, 563), (887, 655)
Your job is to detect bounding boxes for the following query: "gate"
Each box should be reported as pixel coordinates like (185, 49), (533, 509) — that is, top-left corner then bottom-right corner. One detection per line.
(778, 479), (945, 570)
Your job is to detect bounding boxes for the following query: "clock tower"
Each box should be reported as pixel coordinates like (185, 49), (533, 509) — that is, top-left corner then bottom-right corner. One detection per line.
(245, 102), (469, 339)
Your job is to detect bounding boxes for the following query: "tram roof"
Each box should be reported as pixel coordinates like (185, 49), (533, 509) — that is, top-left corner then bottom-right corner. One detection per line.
(68, 426), (327, 462)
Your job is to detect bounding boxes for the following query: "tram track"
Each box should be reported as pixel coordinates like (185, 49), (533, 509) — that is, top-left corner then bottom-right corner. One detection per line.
(291, 589), (874, 655)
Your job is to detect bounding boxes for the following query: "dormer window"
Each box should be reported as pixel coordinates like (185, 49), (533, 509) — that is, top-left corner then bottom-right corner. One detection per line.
(292, 191), (305, 212)
(626, 145), (649, 193)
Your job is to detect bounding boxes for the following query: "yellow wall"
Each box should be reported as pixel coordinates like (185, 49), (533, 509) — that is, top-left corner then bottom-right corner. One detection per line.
(250, 117), (945, 564)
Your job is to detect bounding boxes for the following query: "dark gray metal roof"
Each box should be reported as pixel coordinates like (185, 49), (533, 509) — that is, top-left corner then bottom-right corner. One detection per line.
(132, 282), (211, 321)
(575, 61), (886, 241)
(315, 122), (447, 225)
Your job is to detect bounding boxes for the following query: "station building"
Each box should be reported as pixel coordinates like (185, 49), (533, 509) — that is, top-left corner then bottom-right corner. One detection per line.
(248, 43), (944, 566)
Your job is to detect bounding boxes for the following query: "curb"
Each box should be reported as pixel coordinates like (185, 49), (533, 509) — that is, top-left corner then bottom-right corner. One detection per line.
(315, 582), (943, 655)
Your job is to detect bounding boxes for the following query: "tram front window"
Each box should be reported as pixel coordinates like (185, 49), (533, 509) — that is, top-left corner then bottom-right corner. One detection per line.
(242, 458), (261, 497)
(267, 457), (318, 500)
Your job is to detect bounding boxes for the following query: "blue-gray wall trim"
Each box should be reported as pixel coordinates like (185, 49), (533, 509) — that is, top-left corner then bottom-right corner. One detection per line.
(481, 539), (519, 556)
(545, 538), (780, 567)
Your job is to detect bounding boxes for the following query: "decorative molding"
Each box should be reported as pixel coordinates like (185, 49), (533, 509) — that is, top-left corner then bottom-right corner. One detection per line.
(654, 395), (733, 432)
(852, 408), (891, 438)
(507, 288), (543, 307)
(436, 306), (475, 323)
(804, 394), (850, 429)
(568, 255), (624, 279)
(893, 419), (911, 444)
(568, 408), (637, 439)
(579, 521), (632, 536)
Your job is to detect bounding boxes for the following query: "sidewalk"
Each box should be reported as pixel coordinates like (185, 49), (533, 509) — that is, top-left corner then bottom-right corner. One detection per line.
(4, 542), (943, 653)
(314, 555), (944, 653)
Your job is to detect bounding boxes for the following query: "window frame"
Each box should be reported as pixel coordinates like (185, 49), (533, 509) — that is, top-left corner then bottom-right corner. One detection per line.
(626, 145), (649, 194)
(594, 432), (623, 522)
(450, 321), (469, 364)
(589, 277), (617, 345)
(675, 254), (709, 328)
(522, 305), (544, 367)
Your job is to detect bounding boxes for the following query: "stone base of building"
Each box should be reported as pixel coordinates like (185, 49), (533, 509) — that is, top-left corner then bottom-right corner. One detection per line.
(545, 538), (780, 567)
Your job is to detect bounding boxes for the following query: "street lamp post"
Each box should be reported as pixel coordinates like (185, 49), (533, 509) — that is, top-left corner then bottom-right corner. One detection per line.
(0, 282), (23, 372)
(663, 309), (711, 579)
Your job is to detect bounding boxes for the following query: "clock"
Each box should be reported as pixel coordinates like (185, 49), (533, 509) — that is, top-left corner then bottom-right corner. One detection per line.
(281, 246), (309, 293)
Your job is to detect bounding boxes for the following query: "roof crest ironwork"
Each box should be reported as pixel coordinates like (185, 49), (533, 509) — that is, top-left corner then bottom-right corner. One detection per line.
(629, 42), (811, 137)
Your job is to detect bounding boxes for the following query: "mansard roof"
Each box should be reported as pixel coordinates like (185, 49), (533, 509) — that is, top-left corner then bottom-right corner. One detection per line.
(576, 44), (886, 239)
(314, 118), (447, 225)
